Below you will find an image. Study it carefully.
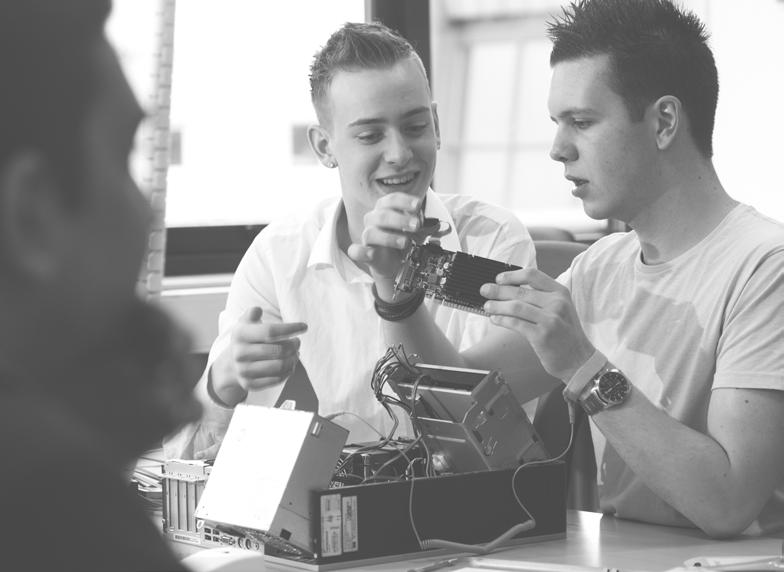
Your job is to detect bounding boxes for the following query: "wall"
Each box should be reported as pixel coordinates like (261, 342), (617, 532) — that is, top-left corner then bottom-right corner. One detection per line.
(699, 0), (784, 219)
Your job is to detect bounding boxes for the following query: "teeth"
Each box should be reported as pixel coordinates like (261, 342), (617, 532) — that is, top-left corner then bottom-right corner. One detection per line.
(380, 173), (416, 185)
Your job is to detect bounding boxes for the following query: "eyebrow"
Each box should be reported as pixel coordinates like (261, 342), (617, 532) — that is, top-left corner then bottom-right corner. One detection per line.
(550, 108), (596, 121)
(347, 106), (431, 128)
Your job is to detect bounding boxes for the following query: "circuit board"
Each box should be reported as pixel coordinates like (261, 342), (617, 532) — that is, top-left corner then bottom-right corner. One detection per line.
(393, 242), (521, 315)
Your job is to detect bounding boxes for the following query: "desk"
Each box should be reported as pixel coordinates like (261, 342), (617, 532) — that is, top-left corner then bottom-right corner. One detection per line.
(265, 511), (779, 572)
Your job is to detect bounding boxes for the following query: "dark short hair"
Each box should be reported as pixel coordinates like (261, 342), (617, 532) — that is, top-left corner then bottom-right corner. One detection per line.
(547, 0), (719, 157)
(309, 21), (429, 125)
(0, 0), (111, 201)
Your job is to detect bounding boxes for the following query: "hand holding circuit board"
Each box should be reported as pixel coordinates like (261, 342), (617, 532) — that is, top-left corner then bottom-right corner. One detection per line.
(346, 191), (519, 314)
(393, 221), (521, 315)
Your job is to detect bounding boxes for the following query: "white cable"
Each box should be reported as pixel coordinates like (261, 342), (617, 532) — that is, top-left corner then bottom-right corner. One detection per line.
(410, 414), (577, 556)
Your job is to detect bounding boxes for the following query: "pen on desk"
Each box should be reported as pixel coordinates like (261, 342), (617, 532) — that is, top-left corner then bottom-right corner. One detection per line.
(407, 556), (461, 572)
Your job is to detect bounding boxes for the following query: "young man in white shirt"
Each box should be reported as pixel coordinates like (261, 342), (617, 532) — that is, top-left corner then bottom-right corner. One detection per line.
(165, 22), (537, 459)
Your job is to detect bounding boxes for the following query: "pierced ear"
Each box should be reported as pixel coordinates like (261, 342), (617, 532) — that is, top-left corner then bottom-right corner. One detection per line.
(431, 102), (442, 150)
(307, 124), (337, 168)
(0, 151), (69, 281)
(653, 95), (681, 151)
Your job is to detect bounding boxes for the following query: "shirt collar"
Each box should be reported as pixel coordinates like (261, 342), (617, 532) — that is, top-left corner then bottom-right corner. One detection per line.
(308, 196), (343, 270)
(306, 189), (462, 272)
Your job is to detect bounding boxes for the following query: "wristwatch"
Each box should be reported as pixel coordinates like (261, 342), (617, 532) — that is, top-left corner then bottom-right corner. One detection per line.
(578, 365), (632, 415)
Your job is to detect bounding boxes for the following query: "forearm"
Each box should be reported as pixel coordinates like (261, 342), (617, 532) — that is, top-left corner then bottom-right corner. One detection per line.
(594, 389), (760, 537)
(381, 304), (469, 367)
(161, 349), (242, 460)
(162, 372), (234, 460)
(374, 277), (467, 367)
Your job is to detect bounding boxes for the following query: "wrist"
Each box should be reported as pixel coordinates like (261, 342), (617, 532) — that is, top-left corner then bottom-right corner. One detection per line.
(208, 353), (247, 408)
(578, 364), (632, 415)
(562, 348), (607, 403)
(372, 283), (425, 322)
(372, 276), (401, 303)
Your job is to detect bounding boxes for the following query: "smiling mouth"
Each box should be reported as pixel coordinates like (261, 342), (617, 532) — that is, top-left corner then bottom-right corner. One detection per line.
(378, 172), (418, 187)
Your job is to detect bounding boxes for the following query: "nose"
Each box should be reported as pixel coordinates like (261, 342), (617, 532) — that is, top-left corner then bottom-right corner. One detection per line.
(549, 126), (576, 163)
(384, 130), (413, 166)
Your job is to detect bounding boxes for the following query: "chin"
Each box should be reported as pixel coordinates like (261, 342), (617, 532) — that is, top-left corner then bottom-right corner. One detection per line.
(581, 202), (609, 221)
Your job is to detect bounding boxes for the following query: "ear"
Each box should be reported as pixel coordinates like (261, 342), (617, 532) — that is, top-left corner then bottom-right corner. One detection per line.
(307, 124), (337, 168)
(0, 151), (71, 281)
(431, 102), (441, 150)
(651, 95), (681, 151)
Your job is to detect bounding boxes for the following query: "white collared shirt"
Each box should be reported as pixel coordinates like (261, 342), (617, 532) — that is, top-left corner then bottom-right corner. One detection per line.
(165, 190), (535, 458)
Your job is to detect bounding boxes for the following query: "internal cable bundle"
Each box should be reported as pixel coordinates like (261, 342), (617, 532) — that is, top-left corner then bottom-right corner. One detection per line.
(326, 346), (433, 486)
(367, 345), (576, 558)
(368, 345), (438, 478)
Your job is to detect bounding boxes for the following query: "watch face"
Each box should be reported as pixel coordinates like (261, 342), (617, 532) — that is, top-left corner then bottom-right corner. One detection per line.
(598, 371), (630, 404)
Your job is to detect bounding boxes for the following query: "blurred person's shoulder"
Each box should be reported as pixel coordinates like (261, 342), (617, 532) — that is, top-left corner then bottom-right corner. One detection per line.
(0, 380), (187, 571)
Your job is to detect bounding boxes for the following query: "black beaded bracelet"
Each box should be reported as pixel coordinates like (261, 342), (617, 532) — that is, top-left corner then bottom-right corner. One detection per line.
(372, 284), (426, 322)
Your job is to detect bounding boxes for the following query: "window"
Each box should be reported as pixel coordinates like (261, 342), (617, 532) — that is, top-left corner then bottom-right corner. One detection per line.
(166, 1), (364, 227)
(432, 2), (604, 240)
(108, 1), (365, 277)
(112, 1), (365, 228)
(107, 1), (364, 345)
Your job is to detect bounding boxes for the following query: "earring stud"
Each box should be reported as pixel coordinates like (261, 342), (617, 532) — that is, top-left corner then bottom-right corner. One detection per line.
(326, 160), (337, 168)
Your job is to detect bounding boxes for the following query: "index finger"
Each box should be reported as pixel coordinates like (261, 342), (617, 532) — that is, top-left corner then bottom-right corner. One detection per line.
(265, 322), (308, 342)
(495, 268), (560, 292)
(238, 321), (308, 343)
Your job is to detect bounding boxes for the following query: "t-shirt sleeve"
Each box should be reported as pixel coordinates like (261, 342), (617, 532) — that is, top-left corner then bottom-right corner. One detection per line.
(714, 249), (784, 391)
(490, 215), (537, 269)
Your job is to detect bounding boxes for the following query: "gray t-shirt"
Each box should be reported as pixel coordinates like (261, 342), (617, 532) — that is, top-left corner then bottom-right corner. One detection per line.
(562, 204), (784, 533)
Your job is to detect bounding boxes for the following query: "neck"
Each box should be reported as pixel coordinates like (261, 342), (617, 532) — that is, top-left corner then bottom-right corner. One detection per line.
(628, 154), (736, 265)
(335, 201), (372, 274)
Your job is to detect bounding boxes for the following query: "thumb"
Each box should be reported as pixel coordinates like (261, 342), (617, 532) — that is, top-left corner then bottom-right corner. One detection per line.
(347, 243), (374, 264)
(244, 306), (263, 323)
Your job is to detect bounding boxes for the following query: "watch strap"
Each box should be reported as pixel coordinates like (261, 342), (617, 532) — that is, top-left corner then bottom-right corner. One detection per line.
(580, 389), (606, 415)
(562, 349), (607, 403)
(372, 283), (425, 322)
